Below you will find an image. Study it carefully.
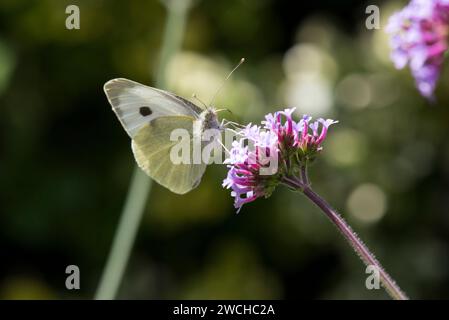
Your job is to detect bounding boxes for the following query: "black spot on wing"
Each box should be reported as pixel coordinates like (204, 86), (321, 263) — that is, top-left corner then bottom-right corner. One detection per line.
(139, 106), (152, 116)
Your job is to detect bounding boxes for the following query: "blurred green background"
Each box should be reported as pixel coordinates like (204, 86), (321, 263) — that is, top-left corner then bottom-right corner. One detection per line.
(1, 0), (449, 299)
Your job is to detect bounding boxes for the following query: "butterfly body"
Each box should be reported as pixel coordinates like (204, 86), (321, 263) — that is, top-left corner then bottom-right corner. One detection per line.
(104, 78), (221, 194)
(199, 108), (221, 132)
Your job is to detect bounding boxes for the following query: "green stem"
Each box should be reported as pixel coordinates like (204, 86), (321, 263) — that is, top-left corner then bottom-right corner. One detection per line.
(155, 0), (191, 88)
(300, 161), (309, 187)
(94, 169), (151, 299)
(94, 0), (192, 300)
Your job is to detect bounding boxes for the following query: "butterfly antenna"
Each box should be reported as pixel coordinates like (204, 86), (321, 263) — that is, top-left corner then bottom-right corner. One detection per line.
(209, 58), (245, 107)
(192, 93), (208, 109)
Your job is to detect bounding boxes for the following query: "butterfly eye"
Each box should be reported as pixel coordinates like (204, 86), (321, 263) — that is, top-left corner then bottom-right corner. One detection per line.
(139, 106), (152, 116)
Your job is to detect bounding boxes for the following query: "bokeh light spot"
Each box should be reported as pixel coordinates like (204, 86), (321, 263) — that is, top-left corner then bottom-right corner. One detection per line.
(336, 74), (372, 109)
(347, 183), (387, 224)
(324, 129), (367, 167)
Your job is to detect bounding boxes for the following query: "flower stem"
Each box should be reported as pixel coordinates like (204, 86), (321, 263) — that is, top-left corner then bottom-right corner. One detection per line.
(284, 176), (408, 300)
(300, 162), (309, 187)
(94, 0), (192, 300)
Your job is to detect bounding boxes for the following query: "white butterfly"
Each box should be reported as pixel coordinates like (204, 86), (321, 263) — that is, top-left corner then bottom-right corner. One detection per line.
(104, 78), (221, 194)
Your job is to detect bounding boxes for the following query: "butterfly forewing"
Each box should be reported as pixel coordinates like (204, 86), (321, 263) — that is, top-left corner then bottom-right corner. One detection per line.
(103, 78), (203, 137)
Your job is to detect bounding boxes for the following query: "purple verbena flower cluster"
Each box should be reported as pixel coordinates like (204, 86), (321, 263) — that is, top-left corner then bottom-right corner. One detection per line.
(263, 109), (338, 154)
(386, 0), (449, 100)
(223, 108), (337, 212)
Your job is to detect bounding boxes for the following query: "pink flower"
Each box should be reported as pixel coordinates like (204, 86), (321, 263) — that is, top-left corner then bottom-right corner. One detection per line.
(223, 109), (337, 212)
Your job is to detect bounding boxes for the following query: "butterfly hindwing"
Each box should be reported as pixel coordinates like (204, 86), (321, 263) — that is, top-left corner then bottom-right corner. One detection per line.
(131, 115), (207, 194)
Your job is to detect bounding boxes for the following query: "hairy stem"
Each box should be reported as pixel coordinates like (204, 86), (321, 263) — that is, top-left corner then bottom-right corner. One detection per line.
(283, 176), (408, 300)
(94, 0), (192, 300)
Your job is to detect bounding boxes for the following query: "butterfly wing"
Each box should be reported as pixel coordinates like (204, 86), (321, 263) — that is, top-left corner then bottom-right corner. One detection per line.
(104, 78), (204, 137)
(131, 115), (206, 194)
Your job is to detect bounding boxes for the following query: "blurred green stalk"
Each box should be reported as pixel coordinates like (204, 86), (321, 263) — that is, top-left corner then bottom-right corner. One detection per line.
(95, 0), (192, 300)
